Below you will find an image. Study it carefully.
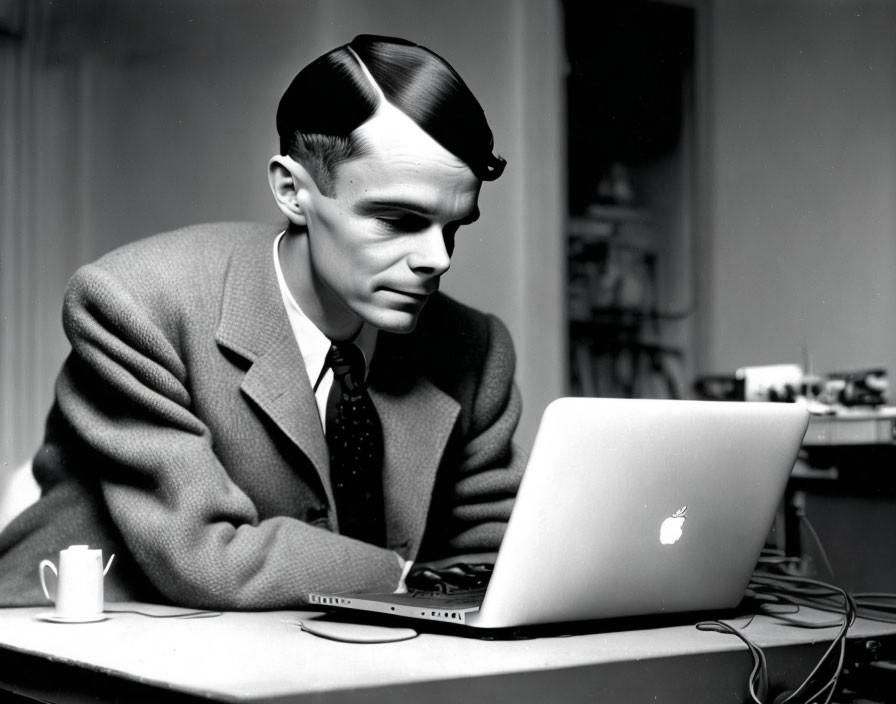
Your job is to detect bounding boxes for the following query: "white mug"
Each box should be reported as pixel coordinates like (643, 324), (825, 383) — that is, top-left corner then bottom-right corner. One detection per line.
(39, 545), (115, 618)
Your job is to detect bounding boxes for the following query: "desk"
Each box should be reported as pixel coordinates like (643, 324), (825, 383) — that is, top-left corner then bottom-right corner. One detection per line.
(1, 603), (894, 703)
(780, 404), (896, 591)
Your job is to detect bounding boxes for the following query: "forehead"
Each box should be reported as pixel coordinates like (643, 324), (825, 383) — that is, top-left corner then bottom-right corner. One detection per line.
(332, 102), (481, 216)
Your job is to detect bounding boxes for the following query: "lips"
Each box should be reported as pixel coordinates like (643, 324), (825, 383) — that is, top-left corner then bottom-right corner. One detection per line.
(382, 287), (434, 301)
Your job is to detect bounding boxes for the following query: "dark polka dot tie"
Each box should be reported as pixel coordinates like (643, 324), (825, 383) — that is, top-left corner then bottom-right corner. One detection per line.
(325, 342), (386, 547)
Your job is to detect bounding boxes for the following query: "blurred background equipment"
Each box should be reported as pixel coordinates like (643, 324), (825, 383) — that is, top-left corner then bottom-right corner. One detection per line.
(565, 1), (696, 401)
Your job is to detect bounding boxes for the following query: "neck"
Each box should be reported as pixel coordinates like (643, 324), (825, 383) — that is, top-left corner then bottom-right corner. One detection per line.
(279, 227), (362, 341)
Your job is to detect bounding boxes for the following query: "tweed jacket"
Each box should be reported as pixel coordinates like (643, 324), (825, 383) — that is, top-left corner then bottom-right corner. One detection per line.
(0, 223), (525, 609)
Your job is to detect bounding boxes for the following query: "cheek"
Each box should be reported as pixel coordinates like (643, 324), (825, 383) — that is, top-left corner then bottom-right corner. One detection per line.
(309, 207), (411, 285)
(309, 216), (379, 289)
(311, 209), (357, 264)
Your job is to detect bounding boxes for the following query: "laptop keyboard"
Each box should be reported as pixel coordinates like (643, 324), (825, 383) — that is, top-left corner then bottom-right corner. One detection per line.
(372, 587), (489, 609)
(405, 562), (494, 595)
(311, 563), (494, 612)
(379, 562), (495, 606)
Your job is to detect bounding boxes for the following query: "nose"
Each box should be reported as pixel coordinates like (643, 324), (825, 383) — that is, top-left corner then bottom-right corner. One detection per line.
(408, 226), (451, 277)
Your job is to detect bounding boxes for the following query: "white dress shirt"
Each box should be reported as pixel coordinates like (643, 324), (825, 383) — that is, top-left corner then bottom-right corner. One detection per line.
(273, 231), (412, 590)
(273, 231), (377, 432)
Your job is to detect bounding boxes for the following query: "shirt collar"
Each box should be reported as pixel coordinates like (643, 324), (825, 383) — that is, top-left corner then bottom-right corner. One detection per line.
(273, 231), (377, 390)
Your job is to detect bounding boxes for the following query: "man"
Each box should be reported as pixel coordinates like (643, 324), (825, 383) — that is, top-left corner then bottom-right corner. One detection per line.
(0, 35), (525, 609)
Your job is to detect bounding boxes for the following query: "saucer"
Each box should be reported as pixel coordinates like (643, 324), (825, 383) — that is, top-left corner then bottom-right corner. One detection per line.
(36, 612), (108, 624)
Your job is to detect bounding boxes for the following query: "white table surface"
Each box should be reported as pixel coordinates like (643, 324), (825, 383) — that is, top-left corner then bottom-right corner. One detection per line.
(0, 602), (892, 702)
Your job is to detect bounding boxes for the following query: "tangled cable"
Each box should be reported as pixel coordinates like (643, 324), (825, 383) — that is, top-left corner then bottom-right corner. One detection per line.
(695, 511), (896, 704)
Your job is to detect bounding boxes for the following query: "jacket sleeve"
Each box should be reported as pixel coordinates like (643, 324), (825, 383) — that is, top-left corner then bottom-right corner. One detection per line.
(422, 313), (527, 560)
(50, 263), (402, 609)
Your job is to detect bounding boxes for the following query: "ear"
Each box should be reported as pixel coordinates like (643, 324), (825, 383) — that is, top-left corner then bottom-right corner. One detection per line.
(267, 155), (318, 227)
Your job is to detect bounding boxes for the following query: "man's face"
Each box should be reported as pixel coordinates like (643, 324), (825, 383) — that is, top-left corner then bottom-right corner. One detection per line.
(296, 103), (482, 336)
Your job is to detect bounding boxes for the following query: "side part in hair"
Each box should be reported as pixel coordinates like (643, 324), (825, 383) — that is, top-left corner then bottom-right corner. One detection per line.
(348, 35), (505, 181)
(276, 35), (506, 193)
(276, 47), (379, 194)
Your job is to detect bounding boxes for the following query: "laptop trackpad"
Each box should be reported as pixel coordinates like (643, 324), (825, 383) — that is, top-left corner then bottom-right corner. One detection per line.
(299, 618), (418, 643)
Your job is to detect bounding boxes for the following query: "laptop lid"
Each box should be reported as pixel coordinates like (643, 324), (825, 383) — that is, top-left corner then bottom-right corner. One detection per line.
(310, 398), (808, 630)
(470, 397), (808, 628)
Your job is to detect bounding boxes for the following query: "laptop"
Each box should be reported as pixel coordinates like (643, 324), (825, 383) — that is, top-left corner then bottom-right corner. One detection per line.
(309, 397), (809, 630)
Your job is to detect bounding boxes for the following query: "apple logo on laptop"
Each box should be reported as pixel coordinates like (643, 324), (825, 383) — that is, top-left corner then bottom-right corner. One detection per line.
(660, 506), (687, 545)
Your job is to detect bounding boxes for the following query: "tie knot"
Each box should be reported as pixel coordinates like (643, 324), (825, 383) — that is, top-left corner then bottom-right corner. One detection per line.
(327, 342), (365, 382)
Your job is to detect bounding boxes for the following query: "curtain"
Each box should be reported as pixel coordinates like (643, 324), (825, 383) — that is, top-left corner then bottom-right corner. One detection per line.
(1, 0), (100, 474)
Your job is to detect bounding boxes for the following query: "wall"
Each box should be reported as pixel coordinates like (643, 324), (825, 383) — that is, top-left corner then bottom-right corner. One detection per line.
(704, 0), (896, 591)
(0, 0), (565, 482)
(704, 0), (896, 379)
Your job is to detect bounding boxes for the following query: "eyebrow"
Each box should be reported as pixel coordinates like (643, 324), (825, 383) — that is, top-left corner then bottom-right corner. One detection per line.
(356, 199), (481, 225)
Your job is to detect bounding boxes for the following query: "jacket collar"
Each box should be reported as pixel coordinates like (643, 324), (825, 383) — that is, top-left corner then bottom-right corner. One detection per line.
(214, 226), (459, 558)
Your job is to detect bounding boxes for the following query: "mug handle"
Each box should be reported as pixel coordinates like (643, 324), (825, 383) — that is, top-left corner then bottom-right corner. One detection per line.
(39, 559), (57, 602)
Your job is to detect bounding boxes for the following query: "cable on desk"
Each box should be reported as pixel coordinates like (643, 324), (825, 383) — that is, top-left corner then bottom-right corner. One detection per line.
(695, 619), (768, 703)
(707, 510), (896, 703)
(103, 608), (223, 619)
(698, 566), (856, 703)
(851, 593), (896, 625)
(752, 573), (854, 704)
(766, 512), (896, 628)
(798, 513), (837, 582)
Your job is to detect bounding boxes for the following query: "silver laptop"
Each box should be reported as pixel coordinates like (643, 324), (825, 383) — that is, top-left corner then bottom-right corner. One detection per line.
(310, 397), (809, 629)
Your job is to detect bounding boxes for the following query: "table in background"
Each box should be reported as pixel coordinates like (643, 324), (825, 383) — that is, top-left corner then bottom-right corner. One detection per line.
(784, 410), (896, 593)
(1, 602), (894, 703)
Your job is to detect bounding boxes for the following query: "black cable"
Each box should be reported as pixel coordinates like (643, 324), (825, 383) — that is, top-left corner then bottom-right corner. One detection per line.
(703, 505), (896, 702)
(756, 555), (802, 568)
(695, 620), (767, 703)
(853, 592), (896, 600)
(749, 574), (854, 703)
(854, 592), (896, 601)
(798, 514), (836, 582)
(851, 593), (896, 624)
(700, 570), (855, 704)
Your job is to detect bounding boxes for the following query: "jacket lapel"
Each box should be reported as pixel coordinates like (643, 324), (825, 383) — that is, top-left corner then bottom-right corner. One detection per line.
(371, 382), (459, 559)
(214, 228), (461, 557)
(239, 337), (332, 501)
(214, 228), (333, 507)
(369, 335), (460, 559)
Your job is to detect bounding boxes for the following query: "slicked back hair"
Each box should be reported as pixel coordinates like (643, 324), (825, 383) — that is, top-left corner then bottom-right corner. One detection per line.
(276, 35), (506, 195)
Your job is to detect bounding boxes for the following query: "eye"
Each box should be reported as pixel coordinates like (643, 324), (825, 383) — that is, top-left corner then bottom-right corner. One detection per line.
(377, 214), (429, 233)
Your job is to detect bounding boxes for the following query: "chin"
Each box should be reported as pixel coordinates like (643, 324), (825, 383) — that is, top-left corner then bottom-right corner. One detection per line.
(363, 308), (421, 334)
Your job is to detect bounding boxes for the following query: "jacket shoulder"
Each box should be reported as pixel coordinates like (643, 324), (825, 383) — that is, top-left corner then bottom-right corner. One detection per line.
(64, 222), (280, 340)
(416, 292), (515, 376)
(420, 292), (489, 341)
(89, 222), (276, 279)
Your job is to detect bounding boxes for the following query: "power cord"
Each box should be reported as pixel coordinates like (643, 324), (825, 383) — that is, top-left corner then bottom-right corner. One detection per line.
(851, 593), (896, 625)
(696, 513), (896, 703)
(798, 513), (837, 582)
(720, 572), (853, 704)
(695, 619), (768, 703)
